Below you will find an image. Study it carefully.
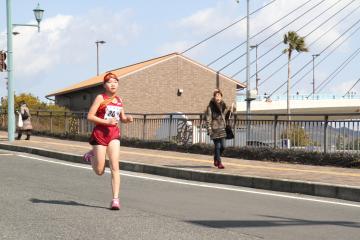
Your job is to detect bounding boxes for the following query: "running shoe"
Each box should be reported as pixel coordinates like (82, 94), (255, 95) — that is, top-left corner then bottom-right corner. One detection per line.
(110, 198), (120, 210)
(218, 162), (225, 169)
(83, 151), (94, 163)
(214, 160), (219, 167)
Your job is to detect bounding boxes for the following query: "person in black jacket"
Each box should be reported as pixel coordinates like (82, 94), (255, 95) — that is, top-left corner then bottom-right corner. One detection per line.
(205, 89), (234, 169)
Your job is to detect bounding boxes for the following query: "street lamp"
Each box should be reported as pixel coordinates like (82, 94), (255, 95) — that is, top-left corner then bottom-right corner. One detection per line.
(12, 3), (44, 32)
(250, 44), (259, 93)
(312, 54), (320, 97)
(95, 40), (106, 76)
(236, 0), (252, 144)
(33, 3), (44, 32)
(6, 1), (44, 142)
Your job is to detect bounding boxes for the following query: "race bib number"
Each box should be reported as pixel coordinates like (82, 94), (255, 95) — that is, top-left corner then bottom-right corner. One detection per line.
(104, 105), (122, 121)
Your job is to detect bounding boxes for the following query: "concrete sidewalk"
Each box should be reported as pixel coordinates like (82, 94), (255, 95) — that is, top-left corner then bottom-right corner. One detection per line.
(0, 131), (359, 202)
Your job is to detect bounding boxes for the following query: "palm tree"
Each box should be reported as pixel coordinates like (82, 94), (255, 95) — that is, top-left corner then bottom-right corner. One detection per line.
(283, 31), (308, 120)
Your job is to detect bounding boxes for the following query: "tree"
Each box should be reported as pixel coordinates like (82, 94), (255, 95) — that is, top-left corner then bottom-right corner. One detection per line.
(283, 31), (308, 120)
(281, 126), (310, 147)
(1, 93), (67, 112)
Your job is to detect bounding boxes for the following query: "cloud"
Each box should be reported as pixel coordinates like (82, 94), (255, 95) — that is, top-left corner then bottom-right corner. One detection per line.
(177, 6), (241, 37)
(156, 0), (359, 95)
(157, 41), (190, 55)
(165, 0), (358, 52)
(326, 77), (359, 94)
(2, 8), (141, 78)
(0, 7), (142, 100)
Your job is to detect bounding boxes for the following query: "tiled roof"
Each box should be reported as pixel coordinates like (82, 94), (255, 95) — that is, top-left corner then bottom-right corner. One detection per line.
(47, 52), (245, 97)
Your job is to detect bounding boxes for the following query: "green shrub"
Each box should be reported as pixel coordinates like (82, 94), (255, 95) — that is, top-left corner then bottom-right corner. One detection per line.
(25, 131), (360, 169)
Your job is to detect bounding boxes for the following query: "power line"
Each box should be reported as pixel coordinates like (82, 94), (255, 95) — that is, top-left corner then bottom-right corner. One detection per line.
(267, 17), (360, 98)
(314, 47), (360, 94)
(289, 18), (360, 93)
(260, 0), (359, 88)
(181, 0), (277, 54)
(231, 0), (343, 78)
(316, 48), (360, 93)
(207, 0), (313, 66)
(223, 0), (328, 74)
(343, 78), (360, 97)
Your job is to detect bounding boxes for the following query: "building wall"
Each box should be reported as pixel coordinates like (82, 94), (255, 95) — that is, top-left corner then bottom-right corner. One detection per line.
(118, 55), (237, 113)
(55, 56), (238, 113)
(55, 86), (103, 111)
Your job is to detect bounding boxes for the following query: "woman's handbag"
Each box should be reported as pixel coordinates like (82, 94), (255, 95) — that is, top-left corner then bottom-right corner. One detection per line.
(21, 110), (29, 120)
(225, 125), (234, 139)
(17, 112), (23, 128)
(221, 103), (234, 140)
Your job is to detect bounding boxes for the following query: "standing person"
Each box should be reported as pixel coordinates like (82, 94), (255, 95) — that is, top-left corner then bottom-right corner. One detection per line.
(16, 101), (32, 140)
(82, 72), (133, 210)
(205, 89), (234, 169)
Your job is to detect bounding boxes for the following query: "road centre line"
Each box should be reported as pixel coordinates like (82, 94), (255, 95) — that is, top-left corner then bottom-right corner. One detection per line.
(16, 154), (360, 208)
(21, 140), (360, 177)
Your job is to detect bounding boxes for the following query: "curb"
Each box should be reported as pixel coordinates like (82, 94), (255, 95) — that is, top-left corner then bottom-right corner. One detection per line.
(1, 143), (359, 202)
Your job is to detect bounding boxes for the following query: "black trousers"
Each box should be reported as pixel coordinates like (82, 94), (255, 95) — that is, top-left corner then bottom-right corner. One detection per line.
(213, 138), (225, 161)
(17, 129), (31, 139)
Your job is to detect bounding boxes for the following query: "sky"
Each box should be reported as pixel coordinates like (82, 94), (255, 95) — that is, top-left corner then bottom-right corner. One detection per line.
(0, 0), (359, 102)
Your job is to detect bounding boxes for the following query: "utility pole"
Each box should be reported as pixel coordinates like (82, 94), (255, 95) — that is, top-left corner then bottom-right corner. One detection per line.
(236, 0), (252, 144)
(312, 54), (320, 97)
(251, 44), (259, 92)
(6, 0), (14, 142)
(6, 1), (44, 142)
(245, 0), (251, 144)
(95, 40), (106, 76)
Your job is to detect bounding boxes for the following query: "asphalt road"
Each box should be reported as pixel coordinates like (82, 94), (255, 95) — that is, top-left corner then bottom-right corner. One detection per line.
(0, 150), (359, 240)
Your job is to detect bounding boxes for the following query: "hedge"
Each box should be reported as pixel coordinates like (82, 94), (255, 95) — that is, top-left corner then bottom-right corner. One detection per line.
(18, 130), (360, 169)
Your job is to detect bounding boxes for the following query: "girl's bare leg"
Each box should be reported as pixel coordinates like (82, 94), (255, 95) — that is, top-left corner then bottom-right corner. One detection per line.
(107, 139), (120, 198)
(91, 145), (107, 176)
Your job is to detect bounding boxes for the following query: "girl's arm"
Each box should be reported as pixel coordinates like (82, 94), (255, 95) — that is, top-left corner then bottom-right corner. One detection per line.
(120, 109), (133, 123)
(87, 95), (118, 126)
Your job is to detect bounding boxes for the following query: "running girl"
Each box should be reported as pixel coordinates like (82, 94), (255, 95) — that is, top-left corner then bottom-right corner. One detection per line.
(83, 72), (133, 210)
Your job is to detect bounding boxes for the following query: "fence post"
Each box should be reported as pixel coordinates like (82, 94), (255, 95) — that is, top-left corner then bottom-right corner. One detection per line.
(64, 112), (68, 133)
(143, 114), (147, 140)
(50, 111), (53, 133)
(199, 114), (203, 144)
(273, 115), (278, 149)
(36, 111), (39, 130)
(168, 114), (173, 142)
(324, 115), (329, 153)
(82, 112), (86, 134)
(233, 114), (237, 147)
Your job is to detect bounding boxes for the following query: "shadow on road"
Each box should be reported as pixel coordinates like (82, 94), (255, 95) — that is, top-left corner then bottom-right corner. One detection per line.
(188, 215), (360, 229)
(30, 198), (108, 209)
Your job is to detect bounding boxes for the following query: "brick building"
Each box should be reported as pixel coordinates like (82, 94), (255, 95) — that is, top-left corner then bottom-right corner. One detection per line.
(46, 53), (245, 113)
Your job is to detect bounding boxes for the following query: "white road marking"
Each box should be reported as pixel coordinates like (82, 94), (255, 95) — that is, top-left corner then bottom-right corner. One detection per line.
(17, 154), (360, 208)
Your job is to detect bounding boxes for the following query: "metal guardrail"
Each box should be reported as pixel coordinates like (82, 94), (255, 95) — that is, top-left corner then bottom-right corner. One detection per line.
(1, 111), (360, 153)
(237, 94), (360, 102)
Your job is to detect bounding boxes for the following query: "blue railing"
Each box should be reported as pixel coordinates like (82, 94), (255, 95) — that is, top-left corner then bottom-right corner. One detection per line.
(237, 94), (360, 102)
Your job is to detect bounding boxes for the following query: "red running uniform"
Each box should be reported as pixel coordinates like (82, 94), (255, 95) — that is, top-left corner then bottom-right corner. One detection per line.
(89, 94), (124, 146)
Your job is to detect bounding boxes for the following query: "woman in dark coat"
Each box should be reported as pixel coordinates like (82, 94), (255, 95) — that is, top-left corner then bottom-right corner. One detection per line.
(205, 89), (234, 169)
